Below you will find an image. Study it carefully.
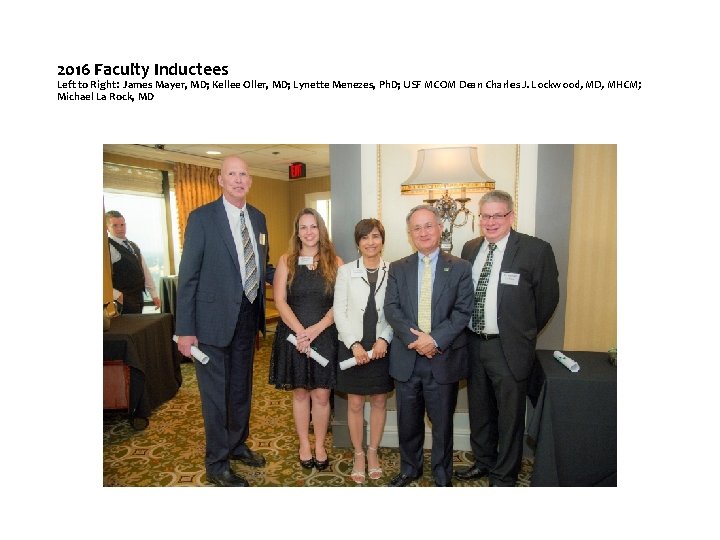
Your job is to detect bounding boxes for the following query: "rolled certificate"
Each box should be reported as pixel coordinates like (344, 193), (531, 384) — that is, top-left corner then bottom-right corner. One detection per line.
(172, 335), (209, 364)
(286, 334), (329, 367)
(339, 349), (374, 371)
(553, 350), (580, 372)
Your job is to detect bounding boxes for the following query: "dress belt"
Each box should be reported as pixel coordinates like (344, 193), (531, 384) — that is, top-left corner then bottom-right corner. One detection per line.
(477, 332), (500, 340)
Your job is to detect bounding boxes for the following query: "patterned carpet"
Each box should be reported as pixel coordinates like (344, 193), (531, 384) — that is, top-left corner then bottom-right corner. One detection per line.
(103, 334), (533, 487)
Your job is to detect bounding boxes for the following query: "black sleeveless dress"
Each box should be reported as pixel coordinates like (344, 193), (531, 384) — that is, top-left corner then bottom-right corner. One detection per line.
(269, 264), (337, 390)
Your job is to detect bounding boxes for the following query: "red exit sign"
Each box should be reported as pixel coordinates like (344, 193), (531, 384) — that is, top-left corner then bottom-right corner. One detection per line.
(289, 162), (306, 179)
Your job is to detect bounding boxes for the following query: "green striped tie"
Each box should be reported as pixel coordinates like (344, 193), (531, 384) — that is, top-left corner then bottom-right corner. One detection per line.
(472, 243), (496, 332)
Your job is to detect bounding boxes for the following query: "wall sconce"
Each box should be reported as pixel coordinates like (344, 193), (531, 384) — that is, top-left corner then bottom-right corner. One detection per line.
(401, 146), (495, 252)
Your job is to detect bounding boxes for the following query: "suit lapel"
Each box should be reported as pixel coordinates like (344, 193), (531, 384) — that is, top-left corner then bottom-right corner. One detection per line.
(467, 238), (482, 263)
(247, 205), (267, 280)
(432, 252), (451, 310)
(376, 259), (389, 295)
(405, 255), (419, 323)
(247, 205), (263, 247)
(213, 198), (242, 275)
(497, 230), (519, 308)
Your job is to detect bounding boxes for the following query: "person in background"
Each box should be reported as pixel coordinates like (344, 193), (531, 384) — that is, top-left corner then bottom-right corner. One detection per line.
(457, 190), (559, 486)
(383, 205), (474, 487)
(269, 208), (343, 471)
(334, 218), (393, 484)
(176, 156), (274, 487)
(105, 210), (160, 314)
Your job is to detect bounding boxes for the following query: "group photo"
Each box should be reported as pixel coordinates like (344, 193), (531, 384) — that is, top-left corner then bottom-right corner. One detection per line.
(102, 143), (617, 488)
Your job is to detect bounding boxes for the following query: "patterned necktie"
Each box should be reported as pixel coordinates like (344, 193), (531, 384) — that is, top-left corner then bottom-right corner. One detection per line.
(418, 255), (432, 333)
(472, 243), (497, 333)
(239, 211), (258, 303)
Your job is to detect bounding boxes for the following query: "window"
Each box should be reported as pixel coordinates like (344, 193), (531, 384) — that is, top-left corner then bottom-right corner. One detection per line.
(305, 191), (332, 238)
(103, 191), (170, 308)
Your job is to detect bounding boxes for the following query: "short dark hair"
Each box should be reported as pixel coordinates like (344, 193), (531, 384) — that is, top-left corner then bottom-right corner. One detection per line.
(354, 218), (385, 246)
(105, 210), (124, 223)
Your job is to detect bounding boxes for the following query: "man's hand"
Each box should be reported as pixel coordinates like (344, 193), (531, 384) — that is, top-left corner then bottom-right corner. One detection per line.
(407, 328), (438, 358)
(177, 335), (198, 358)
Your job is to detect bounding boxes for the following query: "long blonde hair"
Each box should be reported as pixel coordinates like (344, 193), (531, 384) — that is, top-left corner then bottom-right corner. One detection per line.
(287, 208), (338, 293)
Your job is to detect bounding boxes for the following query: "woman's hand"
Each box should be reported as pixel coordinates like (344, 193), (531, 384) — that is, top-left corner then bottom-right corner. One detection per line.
(371, 338), (388, 359)
(303, 323), (323, 345)
(352, 342), (370, 365)
(294, 327), (312, 354)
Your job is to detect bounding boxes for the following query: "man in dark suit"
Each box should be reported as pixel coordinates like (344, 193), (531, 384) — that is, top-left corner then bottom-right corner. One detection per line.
(456, 190), (559, 486)
(384, 205), (474, 487)
(176, 156), (274, 487)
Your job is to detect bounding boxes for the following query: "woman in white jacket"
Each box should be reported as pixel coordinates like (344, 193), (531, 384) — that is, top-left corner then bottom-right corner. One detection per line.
(334, 218), (393, 484)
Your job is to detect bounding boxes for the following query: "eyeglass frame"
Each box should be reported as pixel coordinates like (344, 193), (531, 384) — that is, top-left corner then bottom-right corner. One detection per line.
(479, 210), (513, 222)
(408, 222), (442, 234)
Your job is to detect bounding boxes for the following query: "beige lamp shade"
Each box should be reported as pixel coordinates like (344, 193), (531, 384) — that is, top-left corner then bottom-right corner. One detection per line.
(401, 146), (495, 195)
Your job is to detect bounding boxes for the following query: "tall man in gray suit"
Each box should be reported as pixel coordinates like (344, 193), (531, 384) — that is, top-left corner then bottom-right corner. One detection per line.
(457, 190), (559, 486)
(384, 205), (474, 486)
(176, 156), (274, 487)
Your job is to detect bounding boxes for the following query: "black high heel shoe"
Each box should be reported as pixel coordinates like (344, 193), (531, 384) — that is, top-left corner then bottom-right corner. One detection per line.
(314, 457), (329, 471)
(299, 456), (315, 469)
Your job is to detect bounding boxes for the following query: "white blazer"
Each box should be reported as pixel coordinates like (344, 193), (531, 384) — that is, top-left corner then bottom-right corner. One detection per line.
(333, 258), (393, 350)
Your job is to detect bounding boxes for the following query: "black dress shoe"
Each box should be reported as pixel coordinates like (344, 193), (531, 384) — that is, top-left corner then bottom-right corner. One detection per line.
(314, 457), (330, 471)
(230, 444), (266, 468)
(388, 473), (421, 487)
(206, 470), (249, 487)
(299, 456), (315, 469)
(455, 464), (489, 480)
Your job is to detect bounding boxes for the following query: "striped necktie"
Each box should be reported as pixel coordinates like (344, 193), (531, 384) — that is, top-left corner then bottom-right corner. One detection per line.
(418, 255), (432, 333)
(123, 240), (137, 257)
(472, 243), (496, 333)
(239, 211), (258, 303)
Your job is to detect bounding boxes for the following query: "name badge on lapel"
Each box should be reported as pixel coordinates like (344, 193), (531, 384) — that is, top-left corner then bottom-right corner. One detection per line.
(351, 268), (365, 278)
(501, 272), (520, 285)
(259, 233), (266, 246)
(299, 256), (314, 266)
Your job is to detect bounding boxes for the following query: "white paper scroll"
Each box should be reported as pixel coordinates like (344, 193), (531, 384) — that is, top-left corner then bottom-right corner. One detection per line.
(339, 350), (374, 371)
(553, 350), (580, 372)
(173, 335), (209, 364)
(286, 334), (329, 367)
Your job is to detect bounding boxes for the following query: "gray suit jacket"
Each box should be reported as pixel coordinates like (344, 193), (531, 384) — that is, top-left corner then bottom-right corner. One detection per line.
(384, 251), (474, 384)
(461, 229), (559, 381)
(176, 197), (274, 347)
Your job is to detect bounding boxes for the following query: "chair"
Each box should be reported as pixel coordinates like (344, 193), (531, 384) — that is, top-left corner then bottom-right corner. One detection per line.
(257, 284), (281, 349)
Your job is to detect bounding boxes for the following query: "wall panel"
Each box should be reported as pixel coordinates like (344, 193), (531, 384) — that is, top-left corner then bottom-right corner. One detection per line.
(246, 176), (290, 266)
(564, 144), (617, 351)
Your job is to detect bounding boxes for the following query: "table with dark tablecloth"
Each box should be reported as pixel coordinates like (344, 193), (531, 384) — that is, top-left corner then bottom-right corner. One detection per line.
(103, 314), (182, 421)
(527, 350), (617, 486)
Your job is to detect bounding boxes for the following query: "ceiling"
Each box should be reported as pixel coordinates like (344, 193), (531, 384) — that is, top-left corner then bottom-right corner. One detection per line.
(103, 144), (330, 180)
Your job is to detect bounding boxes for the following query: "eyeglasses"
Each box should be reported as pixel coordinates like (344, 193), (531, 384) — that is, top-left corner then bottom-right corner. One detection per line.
(479, 211), (512, 222)
(410, 223), (440, 234)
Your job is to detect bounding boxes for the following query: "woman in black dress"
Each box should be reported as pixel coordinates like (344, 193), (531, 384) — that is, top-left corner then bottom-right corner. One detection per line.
(333, 219), (393, 483)
(269, 208), (342, 470)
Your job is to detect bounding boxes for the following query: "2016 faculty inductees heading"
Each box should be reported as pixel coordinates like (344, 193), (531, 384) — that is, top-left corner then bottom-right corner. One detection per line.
(58, 63), (229, 78)
(57, 63), (642, 101)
